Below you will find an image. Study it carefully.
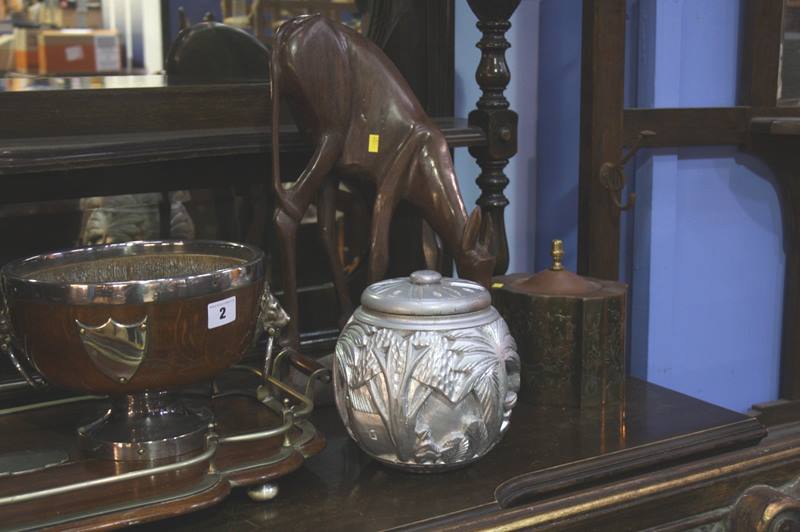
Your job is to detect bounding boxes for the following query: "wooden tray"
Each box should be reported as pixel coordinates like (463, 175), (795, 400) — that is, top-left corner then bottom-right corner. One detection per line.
(0, 376), (324, 531)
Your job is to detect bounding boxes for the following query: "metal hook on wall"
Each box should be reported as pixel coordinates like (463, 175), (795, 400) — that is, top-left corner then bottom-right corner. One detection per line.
(598, 130), (656, 212)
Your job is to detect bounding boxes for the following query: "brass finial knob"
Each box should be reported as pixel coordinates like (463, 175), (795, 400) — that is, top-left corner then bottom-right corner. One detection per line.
(551, 239), (564, 271)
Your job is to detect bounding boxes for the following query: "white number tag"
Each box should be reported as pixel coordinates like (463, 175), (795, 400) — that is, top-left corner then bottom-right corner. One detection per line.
(65, 45), (84, 62)
(208, 296), (236, 329)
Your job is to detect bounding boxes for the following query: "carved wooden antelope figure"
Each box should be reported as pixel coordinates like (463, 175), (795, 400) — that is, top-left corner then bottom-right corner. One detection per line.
(271, 15), (495, 345)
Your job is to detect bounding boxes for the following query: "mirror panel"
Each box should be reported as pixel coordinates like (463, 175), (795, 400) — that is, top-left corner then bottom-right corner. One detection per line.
(781, 0), (800, 104)
(0, 1), (368, 83)
(219, 0), (368, 39)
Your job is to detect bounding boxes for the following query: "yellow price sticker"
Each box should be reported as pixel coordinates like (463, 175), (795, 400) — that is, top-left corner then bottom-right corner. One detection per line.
(368, 134), (380, 153)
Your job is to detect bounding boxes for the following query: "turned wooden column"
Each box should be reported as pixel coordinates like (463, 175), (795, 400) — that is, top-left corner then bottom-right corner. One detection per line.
(577, 0), (626, 280)
(467, 0), (520, 275)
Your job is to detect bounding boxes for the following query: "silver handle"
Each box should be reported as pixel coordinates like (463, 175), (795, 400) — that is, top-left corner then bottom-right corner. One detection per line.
(255, 282), (290, 379)
(270, 347), (330, 403)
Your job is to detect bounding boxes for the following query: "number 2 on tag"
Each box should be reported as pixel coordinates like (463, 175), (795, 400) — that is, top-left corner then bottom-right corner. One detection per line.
(208, 296), (236, 329)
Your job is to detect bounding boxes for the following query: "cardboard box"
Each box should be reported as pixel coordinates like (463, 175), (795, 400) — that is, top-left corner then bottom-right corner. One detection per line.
(60, 7), (104, 29)
(13, 27), (38, 74)
(37, 29), (121, 75)
(0, 33), (13, 73)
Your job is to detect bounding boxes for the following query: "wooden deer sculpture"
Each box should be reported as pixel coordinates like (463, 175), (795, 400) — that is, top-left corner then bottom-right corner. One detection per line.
(271, 15), (495, 346)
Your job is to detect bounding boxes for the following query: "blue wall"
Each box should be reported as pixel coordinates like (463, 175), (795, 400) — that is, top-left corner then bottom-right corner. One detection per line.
(454, 5), (481, 210)
(627, 0), (784, 412)
(455, 0), (786, 413)
(164, 0), (222, 46)
(534, 0), (582, 273)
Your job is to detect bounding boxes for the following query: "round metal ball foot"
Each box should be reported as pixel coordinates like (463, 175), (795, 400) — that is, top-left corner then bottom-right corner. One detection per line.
(247, 482), (279, 502)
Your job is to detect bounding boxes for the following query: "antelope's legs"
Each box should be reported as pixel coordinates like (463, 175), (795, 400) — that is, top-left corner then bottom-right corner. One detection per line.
(317, 177), (353, 328)
(274, 208), (301, 348)
(367, 191), (399, 284)
(273, 134), (341, 348)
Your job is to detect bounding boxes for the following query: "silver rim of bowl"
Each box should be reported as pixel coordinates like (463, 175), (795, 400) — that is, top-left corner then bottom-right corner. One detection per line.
(1, 240), (264, 305)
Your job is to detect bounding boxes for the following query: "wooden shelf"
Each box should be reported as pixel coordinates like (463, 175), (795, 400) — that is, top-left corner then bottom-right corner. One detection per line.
(0, 118), (485, 176)
(0, 77), (485, 203)
(0, 117), (483, 203)
(750, 116), (800, 136)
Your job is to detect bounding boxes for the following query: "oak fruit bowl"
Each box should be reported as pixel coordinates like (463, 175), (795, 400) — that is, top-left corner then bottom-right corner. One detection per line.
(0, 240), (266, 461)
(1, 240), (265, 395)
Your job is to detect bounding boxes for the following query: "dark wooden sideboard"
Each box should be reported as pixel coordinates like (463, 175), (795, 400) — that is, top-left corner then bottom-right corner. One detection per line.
(3, 3), (800, 529)
(133, 379), (789, 531)
(2, 83), (795, 531)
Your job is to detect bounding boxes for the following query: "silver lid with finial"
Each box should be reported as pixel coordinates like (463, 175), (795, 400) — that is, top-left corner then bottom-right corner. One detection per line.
(356, 270), (497, 329)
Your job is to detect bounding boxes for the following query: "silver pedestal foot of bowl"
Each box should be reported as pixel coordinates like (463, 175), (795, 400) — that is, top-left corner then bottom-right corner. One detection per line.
(247, 482), (279, 502)
(78, 390), (211, 461)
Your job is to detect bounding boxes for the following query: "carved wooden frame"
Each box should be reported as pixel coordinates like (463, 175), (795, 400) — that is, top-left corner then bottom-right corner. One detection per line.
(578, 0), (800, 410)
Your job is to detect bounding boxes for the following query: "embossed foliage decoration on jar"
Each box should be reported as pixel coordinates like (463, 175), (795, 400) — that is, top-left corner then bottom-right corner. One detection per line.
(333, 270), (520, 471)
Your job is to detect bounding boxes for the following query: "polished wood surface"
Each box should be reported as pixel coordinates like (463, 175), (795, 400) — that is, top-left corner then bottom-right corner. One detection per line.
(139, 378), (764, 531)
(414, 421), (800, 531)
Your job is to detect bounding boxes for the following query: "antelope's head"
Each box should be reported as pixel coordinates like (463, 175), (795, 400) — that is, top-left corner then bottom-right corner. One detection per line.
(455, 208), (495, 288)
